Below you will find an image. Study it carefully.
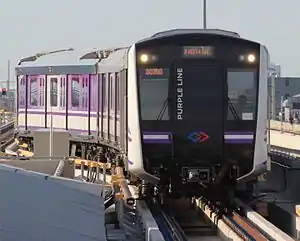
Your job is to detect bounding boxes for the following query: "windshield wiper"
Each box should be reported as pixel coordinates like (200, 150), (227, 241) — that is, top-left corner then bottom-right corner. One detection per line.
(228, 97), (240, 120)
(157, 98), (170, 120)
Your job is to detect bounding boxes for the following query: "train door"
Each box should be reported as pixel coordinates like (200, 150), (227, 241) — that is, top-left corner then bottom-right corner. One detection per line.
(17, 75), (26, 129)
(46, 75), (60, 129)
(80, 75), (89, 135)
(27, 76), (44, 128)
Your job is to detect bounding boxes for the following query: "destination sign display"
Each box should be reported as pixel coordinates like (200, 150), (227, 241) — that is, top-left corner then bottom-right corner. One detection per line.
(140, 68), (169, 79)
(182, 46), (214, 58)
(145, 68), (164, 76)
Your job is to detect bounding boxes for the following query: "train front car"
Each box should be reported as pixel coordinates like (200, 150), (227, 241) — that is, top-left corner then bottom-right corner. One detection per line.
(127, 29), (269, 198)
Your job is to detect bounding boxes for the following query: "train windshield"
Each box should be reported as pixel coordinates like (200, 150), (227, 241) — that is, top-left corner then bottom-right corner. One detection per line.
(227, 69), (257, 120)
(136, 38), (260, 124)
(139, 68), (170, 120)
(174, 64), (223, 121)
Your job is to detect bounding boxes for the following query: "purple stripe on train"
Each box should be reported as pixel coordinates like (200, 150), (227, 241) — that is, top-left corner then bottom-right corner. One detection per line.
(142, 132), (172, 144)
(224, 131), (254, 144)
(19, 110), (120, 120)
(18, 74), (122, 112)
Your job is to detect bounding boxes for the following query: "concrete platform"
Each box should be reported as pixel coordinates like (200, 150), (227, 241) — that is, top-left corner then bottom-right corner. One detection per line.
(0, 164), (106, 241)
(270, 129), (300, 151)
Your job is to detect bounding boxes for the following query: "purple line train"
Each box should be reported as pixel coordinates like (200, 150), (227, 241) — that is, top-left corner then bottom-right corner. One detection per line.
(15, 29), (270, 200)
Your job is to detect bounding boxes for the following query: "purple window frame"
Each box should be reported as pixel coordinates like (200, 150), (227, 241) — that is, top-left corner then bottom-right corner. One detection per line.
(28, 75), (40, 108)
(60, 76), (66, 110)
(68, 74), (90, 111)
(68, 74), (81, 111)
(110, 74), (115, 112)
(18, 76), (26, 108)
(99, 74), (103, 114)
(116, 73), (120, 114)
(90, 74), (98, 112)
(39, 76), (45, 107)
(103, 74), (108, 112)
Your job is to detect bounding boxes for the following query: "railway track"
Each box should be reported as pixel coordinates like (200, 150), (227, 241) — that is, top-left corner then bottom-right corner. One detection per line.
(148, 197), (274, 241)
(76, 168), (294, 241)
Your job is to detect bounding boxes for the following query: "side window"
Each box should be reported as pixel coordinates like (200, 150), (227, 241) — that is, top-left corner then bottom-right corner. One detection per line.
(99, 74), (102, 111)
(50, 78), (58, 107)
(71, 77), (80, 107)
(19, 76), (26, 108)
(82, 77), (88, 110)
(116, 73), (120, 113)
(103, 74), (107, 111)
(30, 77), (38, 106)
(40, 77), (45, 107)
(60, 78), (66, 108)
(110, 74), (115, 111)
(91, 75), (98, 111)
(285, 79), (289, 86)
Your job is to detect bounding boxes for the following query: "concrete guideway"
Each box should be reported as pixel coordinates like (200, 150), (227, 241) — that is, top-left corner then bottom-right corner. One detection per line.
(0, 163), (106, 241)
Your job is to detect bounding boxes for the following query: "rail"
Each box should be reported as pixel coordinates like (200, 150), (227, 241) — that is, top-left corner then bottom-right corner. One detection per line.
(73, 160), (295, 241)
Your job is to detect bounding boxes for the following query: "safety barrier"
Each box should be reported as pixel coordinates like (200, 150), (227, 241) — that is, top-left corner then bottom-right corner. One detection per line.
(234, 198), (295, 241)
(5, 140), (112, 171)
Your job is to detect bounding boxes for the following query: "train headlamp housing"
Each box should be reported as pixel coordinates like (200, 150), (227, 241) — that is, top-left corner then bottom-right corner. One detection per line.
(138, 53), (157, 64)
(140, 54), (149, 63)
(247, 54), (256, 63)
(239, 53), (256, 64)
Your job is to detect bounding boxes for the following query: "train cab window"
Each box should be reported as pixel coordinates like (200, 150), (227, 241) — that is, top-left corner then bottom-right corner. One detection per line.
(139, 70), (169, 120)
(71, 77), (80, 107)
(29, 77), (38, 106)
(50, 78), (58, 107)
(227, 70), (257, 120)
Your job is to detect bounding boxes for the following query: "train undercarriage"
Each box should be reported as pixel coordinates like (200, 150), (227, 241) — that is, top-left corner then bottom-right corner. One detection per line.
(16, 135), (255, 206)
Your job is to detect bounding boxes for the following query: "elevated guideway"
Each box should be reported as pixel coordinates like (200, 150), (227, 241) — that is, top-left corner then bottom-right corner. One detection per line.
(0, 163), (106, 241)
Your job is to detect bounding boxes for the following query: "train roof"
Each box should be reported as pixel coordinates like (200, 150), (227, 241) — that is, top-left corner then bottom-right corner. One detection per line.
(97, 47), (129, 73)
(15, 47), (128, 76)
(136, 29), (241, 43)
(151, 29), (241, 38)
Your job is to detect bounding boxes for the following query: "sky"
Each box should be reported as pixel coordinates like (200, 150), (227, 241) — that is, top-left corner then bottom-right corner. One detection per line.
(0, 0), (299, 82)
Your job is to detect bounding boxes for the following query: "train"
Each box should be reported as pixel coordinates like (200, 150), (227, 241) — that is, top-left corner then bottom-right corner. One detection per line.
(15, 29), (270, 199)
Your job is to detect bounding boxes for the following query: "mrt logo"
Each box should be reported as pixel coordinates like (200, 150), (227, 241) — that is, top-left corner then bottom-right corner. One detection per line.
(188, 132), (209, 143)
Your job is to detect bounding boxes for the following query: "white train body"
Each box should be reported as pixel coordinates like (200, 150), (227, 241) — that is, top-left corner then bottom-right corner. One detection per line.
(16, 29), (270, 196)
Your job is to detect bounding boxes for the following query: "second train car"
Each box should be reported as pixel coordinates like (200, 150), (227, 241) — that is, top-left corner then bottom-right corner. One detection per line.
(15, 29), (270, 198)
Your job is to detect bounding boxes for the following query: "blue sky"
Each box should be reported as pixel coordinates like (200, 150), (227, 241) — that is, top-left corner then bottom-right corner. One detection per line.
(0, 0), (299, 81)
